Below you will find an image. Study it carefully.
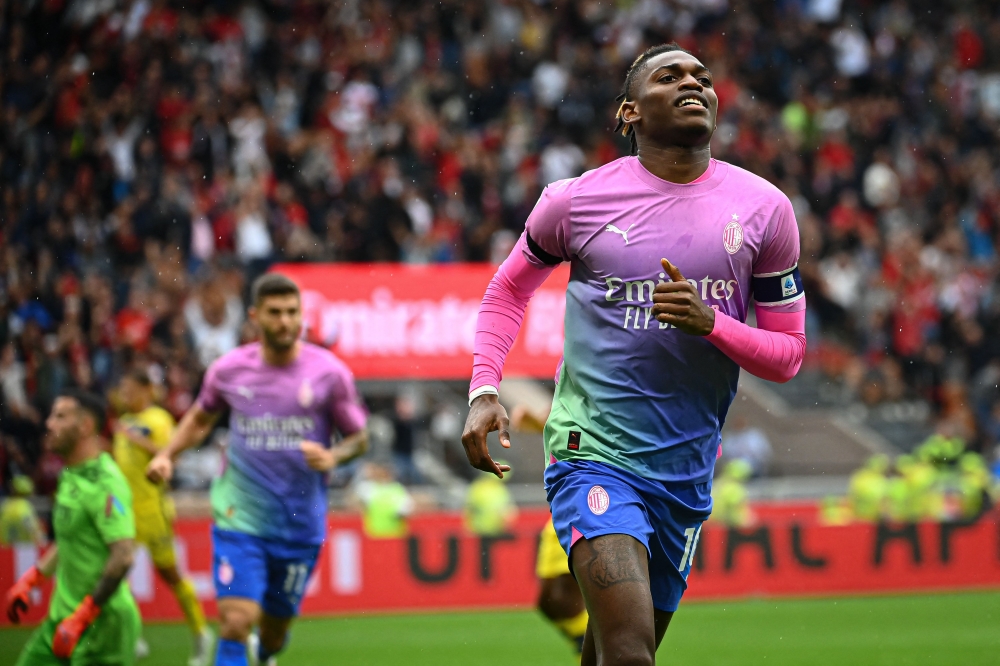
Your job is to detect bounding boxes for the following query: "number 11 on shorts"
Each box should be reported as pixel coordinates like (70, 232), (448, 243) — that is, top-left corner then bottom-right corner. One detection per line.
(283, 563), (309, 595)
(678, 525), (702, 572)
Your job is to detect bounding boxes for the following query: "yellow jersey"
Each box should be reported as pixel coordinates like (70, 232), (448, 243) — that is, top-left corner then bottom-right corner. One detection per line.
(113, 405), (175, 514)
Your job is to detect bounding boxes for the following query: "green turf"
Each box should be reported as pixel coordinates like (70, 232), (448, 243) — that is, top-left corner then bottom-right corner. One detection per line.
(3, 590), (999, 665)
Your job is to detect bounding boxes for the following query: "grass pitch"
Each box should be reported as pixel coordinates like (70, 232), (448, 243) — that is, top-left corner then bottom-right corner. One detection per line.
(2, 590), (998, 665)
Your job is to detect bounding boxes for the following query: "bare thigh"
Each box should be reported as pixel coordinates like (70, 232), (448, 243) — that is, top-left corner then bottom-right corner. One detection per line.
(572, 534), (656, 666)
(217, 597), (260, 642)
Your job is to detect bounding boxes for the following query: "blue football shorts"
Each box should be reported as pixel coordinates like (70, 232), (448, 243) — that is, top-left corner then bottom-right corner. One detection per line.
(212, 526), (322, 618)
(545, 459), (712, 612)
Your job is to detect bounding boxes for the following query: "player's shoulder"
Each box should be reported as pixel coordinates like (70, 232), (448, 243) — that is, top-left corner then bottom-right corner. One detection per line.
(207, 343), (262, 377)
(540, 157), (633, 201)
(85, 453), (132, 495)
(299, 342), (355, 379)
(717, 160), (792, 208)
(140, 405), (174, 425)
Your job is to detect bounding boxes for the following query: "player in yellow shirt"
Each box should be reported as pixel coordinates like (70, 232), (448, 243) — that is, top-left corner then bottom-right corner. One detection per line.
(0, 476), (46, 546)
(113, 369), (213, 666)
(511, 403), (589, 656)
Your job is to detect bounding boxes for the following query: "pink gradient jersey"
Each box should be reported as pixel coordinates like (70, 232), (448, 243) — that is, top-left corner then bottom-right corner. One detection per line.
(197, 341), (367, 544)
(525, 156), (803, 493)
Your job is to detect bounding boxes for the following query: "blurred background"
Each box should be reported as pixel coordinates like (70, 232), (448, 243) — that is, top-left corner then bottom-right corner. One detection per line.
(2, 0), (1000, 663)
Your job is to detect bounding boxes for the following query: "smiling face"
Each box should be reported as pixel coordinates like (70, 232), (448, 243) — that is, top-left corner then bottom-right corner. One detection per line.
(622, 50), (718, 150)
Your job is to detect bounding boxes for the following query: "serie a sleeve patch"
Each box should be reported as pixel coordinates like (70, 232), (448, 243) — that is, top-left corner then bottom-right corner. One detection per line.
(752, 265), (804, 306)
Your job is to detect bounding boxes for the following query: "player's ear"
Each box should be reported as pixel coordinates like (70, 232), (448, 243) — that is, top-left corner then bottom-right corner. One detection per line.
(248, 306), (258, 324)
(620, 99), (640, 129)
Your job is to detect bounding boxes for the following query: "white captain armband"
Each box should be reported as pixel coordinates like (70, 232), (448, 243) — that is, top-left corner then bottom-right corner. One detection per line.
(468, 385), (499, 406)
(752, 265), (804, 306)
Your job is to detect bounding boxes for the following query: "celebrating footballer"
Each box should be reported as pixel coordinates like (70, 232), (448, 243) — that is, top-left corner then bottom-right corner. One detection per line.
(462, 42), (806, 665)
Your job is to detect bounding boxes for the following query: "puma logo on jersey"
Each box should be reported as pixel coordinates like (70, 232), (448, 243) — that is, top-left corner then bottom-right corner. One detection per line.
(605, 223), (635, 245)
(237, 386), (254, 400)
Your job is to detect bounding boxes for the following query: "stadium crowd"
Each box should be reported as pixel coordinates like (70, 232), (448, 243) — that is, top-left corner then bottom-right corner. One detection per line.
(2, 0), (1000, 496)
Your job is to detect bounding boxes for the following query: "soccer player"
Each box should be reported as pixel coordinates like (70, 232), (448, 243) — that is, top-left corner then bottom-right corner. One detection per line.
(0, 475), (46, 547)
(511, 404), (589, 654)
(146, 273), (369, 666)
(112, 368), (212, 665)
(461, 43), (806, 665)
(5, 390), (140, 665)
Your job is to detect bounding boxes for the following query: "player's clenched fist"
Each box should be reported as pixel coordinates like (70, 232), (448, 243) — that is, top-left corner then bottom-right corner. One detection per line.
(52, 595), (101, 658)
(301, 440), (337, 471)
(5, 565), (43, 623)
(652, 258), (717, 336)
(461, 394), (513, 478)
(145, 452), (174, 484)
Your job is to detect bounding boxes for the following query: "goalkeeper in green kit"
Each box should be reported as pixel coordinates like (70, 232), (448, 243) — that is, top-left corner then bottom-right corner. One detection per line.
(5, 390), (140, 665)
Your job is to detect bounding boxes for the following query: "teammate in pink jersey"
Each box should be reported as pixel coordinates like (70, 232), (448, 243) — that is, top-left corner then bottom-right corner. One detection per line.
(147, 274), (368, 666)
(462, 43), (806, 665)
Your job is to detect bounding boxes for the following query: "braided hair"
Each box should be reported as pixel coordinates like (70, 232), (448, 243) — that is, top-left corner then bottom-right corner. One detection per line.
(614, 42), (693, 155)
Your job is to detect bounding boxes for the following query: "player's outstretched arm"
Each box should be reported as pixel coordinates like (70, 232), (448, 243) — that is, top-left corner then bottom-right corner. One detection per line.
(464, 237), (559, 477)
(146, 403), (220, 483)
(465, 182), (569, 475)
(53, 539), (134, 658)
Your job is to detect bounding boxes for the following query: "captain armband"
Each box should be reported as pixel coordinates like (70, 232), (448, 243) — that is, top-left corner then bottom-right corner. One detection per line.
(525, 232), (563, 267)
(751, 265), (804, 307)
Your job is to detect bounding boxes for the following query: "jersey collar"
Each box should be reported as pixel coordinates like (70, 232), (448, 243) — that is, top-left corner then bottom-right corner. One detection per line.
(626, 156), (728, 197)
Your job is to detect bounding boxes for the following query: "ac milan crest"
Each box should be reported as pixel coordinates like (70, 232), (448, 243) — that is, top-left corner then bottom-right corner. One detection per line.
(723, 217), (743, 254)
(218, 558), (234, 586)
(298, 379), (314, 408)
(587, 485), (610, 515)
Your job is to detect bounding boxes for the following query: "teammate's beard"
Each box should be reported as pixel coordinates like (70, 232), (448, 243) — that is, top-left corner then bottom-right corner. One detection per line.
(51, 424), (81, 457)
(260, 326), (299, 352)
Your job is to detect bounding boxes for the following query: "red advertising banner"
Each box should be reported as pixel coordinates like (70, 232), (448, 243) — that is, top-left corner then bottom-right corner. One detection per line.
(3, 506), (1000, 626)
(271, 263), (570, 380)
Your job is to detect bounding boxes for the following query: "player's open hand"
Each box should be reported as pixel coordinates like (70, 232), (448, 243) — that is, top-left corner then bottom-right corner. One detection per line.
(146, 453), (174, 484)
(5, 565), (42, 623)
(461, 394), (513, 478)
(652, 258), (716, 336)
(301, 440), (336, 471)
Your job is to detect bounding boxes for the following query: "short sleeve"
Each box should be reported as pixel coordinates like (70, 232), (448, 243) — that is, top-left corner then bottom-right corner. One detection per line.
(196, 359), (227, 413)
(91, 475), (135, 544)
(752, 196), (805, 312)
(329, 366), (367, 436)
(522, 179), (573, 266)
(754, 197), (799, 275)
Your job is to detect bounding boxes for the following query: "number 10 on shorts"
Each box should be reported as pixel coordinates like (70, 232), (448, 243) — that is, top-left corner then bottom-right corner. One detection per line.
(678, 525), (702, 572)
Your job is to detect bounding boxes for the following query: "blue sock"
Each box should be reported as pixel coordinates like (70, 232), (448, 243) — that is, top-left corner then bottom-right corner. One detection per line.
(215, 638), (249, 666)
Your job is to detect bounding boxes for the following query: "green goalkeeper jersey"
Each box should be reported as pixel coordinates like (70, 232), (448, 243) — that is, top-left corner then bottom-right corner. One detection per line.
(50, 452), (137, 621)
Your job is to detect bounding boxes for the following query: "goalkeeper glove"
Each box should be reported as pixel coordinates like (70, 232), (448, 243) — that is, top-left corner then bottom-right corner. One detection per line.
(4, 565), (44, 623)
(52, 595), (101, 658)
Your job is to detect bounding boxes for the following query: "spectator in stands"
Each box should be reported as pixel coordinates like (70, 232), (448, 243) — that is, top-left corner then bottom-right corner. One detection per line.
(722, 417), (773, 478)
(1, 0), (1000, 495)
(355, 462), (414, 539)
(391, 394), (422, 486)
